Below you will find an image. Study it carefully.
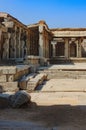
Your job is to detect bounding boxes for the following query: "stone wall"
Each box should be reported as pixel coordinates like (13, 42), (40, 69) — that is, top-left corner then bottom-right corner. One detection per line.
(0, 13), (29, 62)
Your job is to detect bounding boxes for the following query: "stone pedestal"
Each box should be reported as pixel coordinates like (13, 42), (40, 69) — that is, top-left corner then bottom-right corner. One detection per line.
(24, 55), (40, 72)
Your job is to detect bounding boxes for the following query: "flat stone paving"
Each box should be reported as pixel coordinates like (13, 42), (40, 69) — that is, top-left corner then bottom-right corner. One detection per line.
(39, 63), (86, 70)
(39, 79), (86, 92)
(30, 92), (86, 106)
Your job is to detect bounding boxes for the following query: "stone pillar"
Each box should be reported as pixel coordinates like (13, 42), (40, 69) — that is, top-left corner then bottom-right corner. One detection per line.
(16, 27), (21, 58)
(2, 33), (10, 60)
(22, 40), (24, 58)
(21, 31), (26, 58)
(7, 33), (10, 59)
(46, 38), (49, 58)
(51, 41), (57, 57)
(14, 27), (16, 59)
(76, 41), (79, 58)
(39, 24), (44, 57)
(18, 28), (21, 58)
(10, 27), (16, 59)
(76, 39), (81, 58)
(78, 38), (82, 58)
(65, 38), (69, 58)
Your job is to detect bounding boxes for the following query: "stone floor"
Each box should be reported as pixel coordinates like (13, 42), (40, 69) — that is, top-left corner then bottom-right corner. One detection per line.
(37, 79), (86, 92)
(39, 63), (86, 70)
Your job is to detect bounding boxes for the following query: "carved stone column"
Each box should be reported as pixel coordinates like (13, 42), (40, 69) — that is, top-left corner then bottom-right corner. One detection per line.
(18, 28), (20, 58)
(14, 27), (16, 59)
(76, 39), (81, 58)
(21, 31), (26, 58)
(10, 28), (16, 59)
(51, 41), (57, 57)
(65, 38), (69, 58)
(2, 33), (10, 60)
(16, 27), (21, 58)
(39, 24), (44, 57)
(7, 33), (10, 59)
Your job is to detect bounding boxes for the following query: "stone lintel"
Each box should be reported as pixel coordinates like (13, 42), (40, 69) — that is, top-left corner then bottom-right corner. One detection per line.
(52, 31), (86, 37)
(2, 21), (14, 28)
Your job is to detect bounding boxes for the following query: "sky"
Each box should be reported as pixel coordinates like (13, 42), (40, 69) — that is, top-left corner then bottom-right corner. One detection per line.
(0, 0), (86, 28)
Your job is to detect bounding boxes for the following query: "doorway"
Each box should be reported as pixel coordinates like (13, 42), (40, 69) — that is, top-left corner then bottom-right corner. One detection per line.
(56, 42), (65, 57)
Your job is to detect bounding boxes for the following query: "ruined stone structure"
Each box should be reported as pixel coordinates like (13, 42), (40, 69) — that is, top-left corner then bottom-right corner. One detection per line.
(51, 28), (86, 60)
(1, 12), (86, 64)
(0, 12), (30, 62)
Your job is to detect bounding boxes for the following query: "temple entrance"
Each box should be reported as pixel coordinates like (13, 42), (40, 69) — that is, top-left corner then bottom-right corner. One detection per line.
(70, 43), (77, 57)
(56, 42), (65, 57)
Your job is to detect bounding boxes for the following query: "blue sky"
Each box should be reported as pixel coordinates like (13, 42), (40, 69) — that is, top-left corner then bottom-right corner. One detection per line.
(0, 0), (86, 28)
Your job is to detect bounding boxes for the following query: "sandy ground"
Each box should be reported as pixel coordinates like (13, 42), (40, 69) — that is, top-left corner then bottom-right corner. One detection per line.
(0, 91), (86, 129)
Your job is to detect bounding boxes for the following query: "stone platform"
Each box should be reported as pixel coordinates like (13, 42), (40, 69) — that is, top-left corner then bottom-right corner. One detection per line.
(36, 63), (86, 92)
(49, 57), (86, 64)
(38, 63), (86, 79)
(0, 65), (30, 92)
(37, 79), (86, 92)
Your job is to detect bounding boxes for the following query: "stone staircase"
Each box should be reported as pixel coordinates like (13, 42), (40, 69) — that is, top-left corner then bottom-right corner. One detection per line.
(38, 67), (86, 79)
(35, 64), (86, 92)
(18, 73), (47, 91)
(1, 63), (86, 93)
(0, 65), (31, 93)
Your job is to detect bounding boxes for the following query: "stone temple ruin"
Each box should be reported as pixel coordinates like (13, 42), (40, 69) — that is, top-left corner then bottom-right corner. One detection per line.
(1, 12), (86, 93)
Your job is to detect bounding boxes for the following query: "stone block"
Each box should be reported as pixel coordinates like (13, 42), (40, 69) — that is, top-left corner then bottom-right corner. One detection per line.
(7, 75), (14, 82)
(27, 73), (47, 91)
(19, 73), (36, 90)
(0, 70), (2, 75)
(0, 82), (18, 93)
(0, 75), (7, 82)
(9, 90), (31, 108)
(8, 68), (16, 74)
(2, 68), (16, 74)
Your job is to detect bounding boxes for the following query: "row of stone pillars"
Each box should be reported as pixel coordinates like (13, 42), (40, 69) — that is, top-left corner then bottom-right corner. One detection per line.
(51, 38), (82, 58)
(2, 26), (27, 60)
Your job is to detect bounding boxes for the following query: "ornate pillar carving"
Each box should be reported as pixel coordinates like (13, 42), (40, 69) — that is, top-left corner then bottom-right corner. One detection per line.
(9, 28), (16, 59)
(2, 33), (10, 60)
(78, 38), (82, 58)
(65, 38), (69, 58)
(76, 39), (81, 58)
(39, 24), (44, 57)
(51, 41), (57, 57)
(20, 30), (27, 58)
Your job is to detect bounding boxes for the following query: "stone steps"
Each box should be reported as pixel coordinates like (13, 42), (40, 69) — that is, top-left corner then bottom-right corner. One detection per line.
(19, 73), (47, 91)
(19, 73), (37, 89)
(0, 65), (31, 93)
(38, 69), (86, 79)
(35, 79), (86, 92)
